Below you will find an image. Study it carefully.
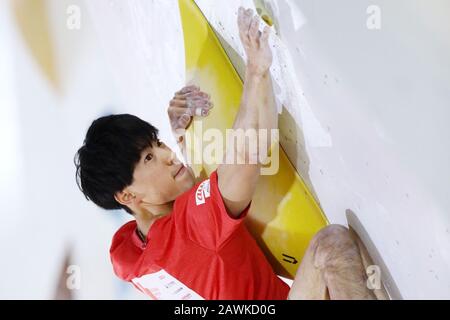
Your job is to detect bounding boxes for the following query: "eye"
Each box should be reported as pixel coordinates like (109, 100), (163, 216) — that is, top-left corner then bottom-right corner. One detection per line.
(144, 153), (153, 163)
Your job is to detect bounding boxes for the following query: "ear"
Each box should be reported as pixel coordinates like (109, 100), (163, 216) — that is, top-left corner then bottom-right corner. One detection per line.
(114, 189), (136, 207)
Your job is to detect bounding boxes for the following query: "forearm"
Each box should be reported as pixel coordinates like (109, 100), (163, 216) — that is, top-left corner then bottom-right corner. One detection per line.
(231, 67), (277, 163)
(216, 66), (277, 214)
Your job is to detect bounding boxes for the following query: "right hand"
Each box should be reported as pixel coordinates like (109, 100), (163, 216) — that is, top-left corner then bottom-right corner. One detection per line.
(238, 7), (273, 76)
(167, 85), (213, 140)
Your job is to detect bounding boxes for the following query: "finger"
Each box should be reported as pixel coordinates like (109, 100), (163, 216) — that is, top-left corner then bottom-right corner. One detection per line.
(238, 7), (245, 26)
(243, 10), (254, 42)
(175, 90), (209, 99)
(170, 97), (213, 111)
(169, 101), (213, 116)
(260, 25), (270, 46)
(169, 105), (211, 118)
(249, 15), (260, 45)
(169, 98), (187, 108)
(178, 113), (192, 128)
(168, 106), (188, 118)
(194, 107), (211, 117)
(186, 98), (213, 111)
(238, 7), (251, 26)
(168, 107), (193, 128)
(172, 113), (192, 131)
(174, 91), (210, 100)
(191, 96), (213, 106)
(238, 28), (250, 49)
(187, 102), (214, 116)
(244, 9), (253, 29)
(182, 85), (200, 93)
(176, 85), (199, 95)
(187, 96), (213, 106)
(238, 8), (250, 47)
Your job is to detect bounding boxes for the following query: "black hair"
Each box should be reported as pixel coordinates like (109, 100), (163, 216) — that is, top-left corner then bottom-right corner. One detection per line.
(74, 114), (159, 214)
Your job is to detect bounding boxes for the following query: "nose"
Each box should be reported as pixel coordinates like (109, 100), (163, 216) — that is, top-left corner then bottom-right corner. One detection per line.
(162, 147), (179, 166)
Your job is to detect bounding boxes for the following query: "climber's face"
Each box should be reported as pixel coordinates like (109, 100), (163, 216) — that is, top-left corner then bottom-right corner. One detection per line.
(134, 140), (195, 203)
(116, 140), (195, 212)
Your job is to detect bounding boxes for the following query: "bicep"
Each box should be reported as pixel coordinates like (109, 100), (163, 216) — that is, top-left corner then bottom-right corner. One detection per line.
(217, 163), (260, 218)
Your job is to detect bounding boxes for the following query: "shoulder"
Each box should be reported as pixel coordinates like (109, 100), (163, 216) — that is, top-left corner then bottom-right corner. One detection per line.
(109, 220), (141, 281)
(110, 220), (137, 253)
(173, 171), (217, 210)
(173, 172), (214, 209)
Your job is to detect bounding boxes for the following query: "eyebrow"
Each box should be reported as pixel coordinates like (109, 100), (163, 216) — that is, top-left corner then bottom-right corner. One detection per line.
(141, 140), (161, 158)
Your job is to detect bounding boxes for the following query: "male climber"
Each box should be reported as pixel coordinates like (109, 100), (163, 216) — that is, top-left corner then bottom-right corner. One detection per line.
(74, 8), (377, 300)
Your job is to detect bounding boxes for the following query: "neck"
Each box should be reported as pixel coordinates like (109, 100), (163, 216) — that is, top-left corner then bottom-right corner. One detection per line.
(135, 201), (174, 239)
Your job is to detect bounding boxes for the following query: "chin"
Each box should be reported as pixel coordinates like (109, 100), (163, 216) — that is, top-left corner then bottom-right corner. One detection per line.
(184, 171), (196, 189)
(176, 170), (195, 193)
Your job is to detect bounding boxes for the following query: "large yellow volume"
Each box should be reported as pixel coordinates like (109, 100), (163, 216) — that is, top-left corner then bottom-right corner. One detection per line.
(179, 0), (328, 279)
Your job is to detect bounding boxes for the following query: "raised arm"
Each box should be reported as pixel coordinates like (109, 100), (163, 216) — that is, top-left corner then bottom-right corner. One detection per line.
(217, 8), (277, 217)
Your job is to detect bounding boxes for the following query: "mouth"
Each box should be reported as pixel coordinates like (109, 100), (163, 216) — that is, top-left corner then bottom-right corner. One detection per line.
(173, 164), (186, 179)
